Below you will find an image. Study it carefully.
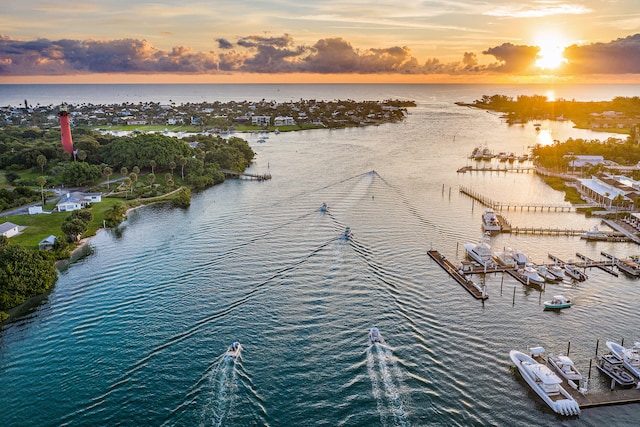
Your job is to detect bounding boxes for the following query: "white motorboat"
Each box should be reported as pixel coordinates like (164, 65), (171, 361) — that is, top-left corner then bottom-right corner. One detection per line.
(548, 354), (582, 382)
(511, 249), (528, 267)
(580, 224), (611, 241)
(225, 342), (242, 358)
(547, 264), (565, 280)
(518, 264), (545, 285)
(543, 295), (573, 310)
(320, 202), (328, 213)
(369, 327), (385, 345)
(494, 247), (517, 267)
(482, 208), (501, 233)
(510, 350), (580, 416)
(536, 265), (561, 282)
(464, 233), (495, 268)
(564, 262), (588, 281)
(606, 341), (640, 379)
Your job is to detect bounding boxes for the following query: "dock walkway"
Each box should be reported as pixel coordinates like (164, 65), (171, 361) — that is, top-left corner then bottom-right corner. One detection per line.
(427, 249), (488, 300)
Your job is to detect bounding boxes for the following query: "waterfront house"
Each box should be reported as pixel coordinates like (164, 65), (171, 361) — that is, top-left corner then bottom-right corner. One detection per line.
(274, 116), (296, 126)
(0, 221), (20, 238)
(56, 192), (102, 212)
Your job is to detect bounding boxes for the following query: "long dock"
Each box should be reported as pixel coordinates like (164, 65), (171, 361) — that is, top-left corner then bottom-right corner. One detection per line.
(457, 165), (535, 173)
(221, 169), (272, 180)
(575, 252), (618, 277)
(460, 186), (588, 212)
(427, 249), (488, 300)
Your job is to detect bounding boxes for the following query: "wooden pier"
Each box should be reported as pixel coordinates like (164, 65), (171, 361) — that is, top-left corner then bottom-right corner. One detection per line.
(459, 186), (587, 212)
(508, 227), (587, 236)
(427, 249), (488, 300)
(457, 165), (535, 173)
(575, 252), (618, 277)
(221, 169), (272, 180)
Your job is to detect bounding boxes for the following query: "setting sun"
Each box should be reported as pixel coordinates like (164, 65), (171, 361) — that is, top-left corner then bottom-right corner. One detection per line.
(534, 33), (569, 70)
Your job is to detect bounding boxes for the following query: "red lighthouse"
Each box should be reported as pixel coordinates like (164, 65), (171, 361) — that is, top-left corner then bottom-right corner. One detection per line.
(59, 105), (74, 154)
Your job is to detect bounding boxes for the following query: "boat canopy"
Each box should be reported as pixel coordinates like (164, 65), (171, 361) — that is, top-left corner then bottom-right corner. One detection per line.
(530, 346), (546, 356)
(556, 355), (574, 365)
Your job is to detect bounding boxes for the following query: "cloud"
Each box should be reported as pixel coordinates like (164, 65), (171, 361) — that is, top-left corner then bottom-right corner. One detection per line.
(563, 33), (640, 74)
(1, 32), (640, 77)
(485, 3), (592, 18)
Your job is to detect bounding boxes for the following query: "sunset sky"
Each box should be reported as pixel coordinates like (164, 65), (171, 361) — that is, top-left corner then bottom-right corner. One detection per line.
(2, 0), (640, 83)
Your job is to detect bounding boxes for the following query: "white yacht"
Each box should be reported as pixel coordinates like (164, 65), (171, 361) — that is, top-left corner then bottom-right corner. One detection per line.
(494, 247), (517, 267)
(548, 354), (583, 383)
(548, 264), (565, 280)
(482, 208), (501, 233)
(565, 261), (588, 281)
(606, 341), (640, 379)
(518, 264), (545, 285)
(511, 249), (528, 267)
(510, 349), (580, 416)
(537, 265), (561, 282)
(464, 233), (494, 267)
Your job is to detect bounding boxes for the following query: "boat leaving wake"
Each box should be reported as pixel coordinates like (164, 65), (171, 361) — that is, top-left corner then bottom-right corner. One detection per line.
(366, 342), (410, 426)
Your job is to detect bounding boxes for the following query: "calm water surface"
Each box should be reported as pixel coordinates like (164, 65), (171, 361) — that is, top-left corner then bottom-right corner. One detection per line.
(1, 84), (640, 426)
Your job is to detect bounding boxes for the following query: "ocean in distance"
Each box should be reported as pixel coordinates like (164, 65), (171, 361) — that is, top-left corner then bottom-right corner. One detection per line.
(1, 84), (640, 426)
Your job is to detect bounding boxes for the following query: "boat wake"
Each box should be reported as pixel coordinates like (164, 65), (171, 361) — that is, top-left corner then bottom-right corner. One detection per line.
(199, 353), (241, 427)
(366, 344), (410, 427)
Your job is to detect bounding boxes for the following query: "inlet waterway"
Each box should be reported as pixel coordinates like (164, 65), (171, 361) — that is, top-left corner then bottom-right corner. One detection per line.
(2, 84), (640, 426)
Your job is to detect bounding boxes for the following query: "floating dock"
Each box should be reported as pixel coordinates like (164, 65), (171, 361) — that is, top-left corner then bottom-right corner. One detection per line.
(427, 249), (488, 300)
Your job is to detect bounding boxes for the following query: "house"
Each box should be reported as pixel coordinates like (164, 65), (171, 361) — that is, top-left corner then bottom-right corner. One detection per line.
(274, 116), (296, 126)
(251, 115), (271, 126)
(38, 235), (57, 250)
(0, 221), (20, 238)
(56, 192), (101, 212)
(566, 155), (605, 168)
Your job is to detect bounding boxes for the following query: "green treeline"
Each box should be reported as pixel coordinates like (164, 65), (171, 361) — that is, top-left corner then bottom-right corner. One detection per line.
(471, 94), (640, 129)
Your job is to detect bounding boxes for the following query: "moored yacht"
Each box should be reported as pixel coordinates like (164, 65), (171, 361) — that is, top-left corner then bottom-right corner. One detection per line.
(596, 353), (636, 387)
(509, 349), (581, 416)
(606, 341), (640, 379)
(494, 247), (517, 267)
(537, 265), (561, 282)
(518, 264), (545, 285)
(482, 208), (501, 233)
(464, 233), (495, 268)
(548, 264), (565, 280)
(565, 261), (588, 281)
(616, 257), (640, 276)
(548, 353), (582, 383)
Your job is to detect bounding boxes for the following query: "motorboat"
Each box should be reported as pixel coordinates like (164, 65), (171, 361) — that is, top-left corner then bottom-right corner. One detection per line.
(511, 249), (528, 267)
(580, 224), (611, 241)
(536, 265), (561, 282)
(507, 152), (516, 162)
(616, 257), (640, 277)
(606, 341), (640, 379)
(509, 350), (580, 416)
(342, 226), (353, 239)
(547, 264), (565, 281)
(369, 327), (385, 345)
(518, 264), (545, 286)
(225, 342), (242, 358)
(320, 202), (328, 213)
(494, 247), (517, 267)
(564, 262), (588, 281)
(482, 208), (501, 233)
(548, 354), (582, 382)
(544, 295), (573, 310)
(596, 353), (636, 387)
(463, 233), (495, 268)
(481, 147), (493, 160)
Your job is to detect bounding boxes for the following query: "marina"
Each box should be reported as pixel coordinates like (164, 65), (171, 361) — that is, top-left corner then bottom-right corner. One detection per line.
(427, 249), (488, 300)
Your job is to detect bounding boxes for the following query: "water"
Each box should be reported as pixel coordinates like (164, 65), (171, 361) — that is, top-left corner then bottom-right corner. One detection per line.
(2, 84), (640, 426)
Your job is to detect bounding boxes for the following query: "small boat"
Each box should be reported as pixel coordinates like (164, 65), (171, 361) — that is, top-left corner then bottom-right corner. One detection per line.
(369, 327), (385, 345)
(511, 249), (529, 267)
(510, 350), (580, 416)
(497, 152), (508, 162)
(320, 202), (328, 213)
(507, 152), (516, 162)
(519, 264), (545, 286)
(548, 264), (565, 280)
(564, 262), (588, 281)
(463, 233), (495, 268)
(596, 353), (636, 387)
(494, 247), (518, 268)
(518, 154), (529, 162)
(342, 226), (353, 239)
(482, 208), (501, 233)
(580, 225), (611, 241)
(481, 147), (493, 160)
(536, 265), (561, 282)
(606, 341), (640, 379)
(544, 295), (573, 310)
(225, 342), (242, 358)
(548, 354), (582, 382)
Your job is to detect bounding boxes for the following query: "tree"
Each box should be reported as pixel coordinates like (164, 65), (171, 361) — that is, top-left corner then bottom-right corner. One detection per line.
(58, 162), (101, 186)
(77, 150), (87, 162)
(169, 161), (176, 176)
(123, 177), (132, 198)
(61, 217), (88, 242)
(120, 166), (128, 177)
(149, 159), (156, 174)
(102, 166), (113, 189)
(36, 154), (47, 173)
(132, 166), (140, 175)
(104, 203), (127, 227)
(178, 156), (187, 180)
(37, 176), (47, 205)
(148, 173), (156, 189)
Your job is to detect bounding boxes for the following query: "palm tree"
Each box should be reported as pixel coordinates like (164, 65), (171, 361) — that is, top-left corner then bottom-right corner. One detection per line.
(169, 161), (176, 176)
(132, 166), (140, 175)
(120, 166), (128, 177)
(148, 173), (156, 189)
(179, 156), (187, 180)
(37, 154), (47, 173)
(123, 177), (132, 198)
(102, 166), (113, 189)
(149, 160), (156, 174)
(37, 176), (47, 205)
